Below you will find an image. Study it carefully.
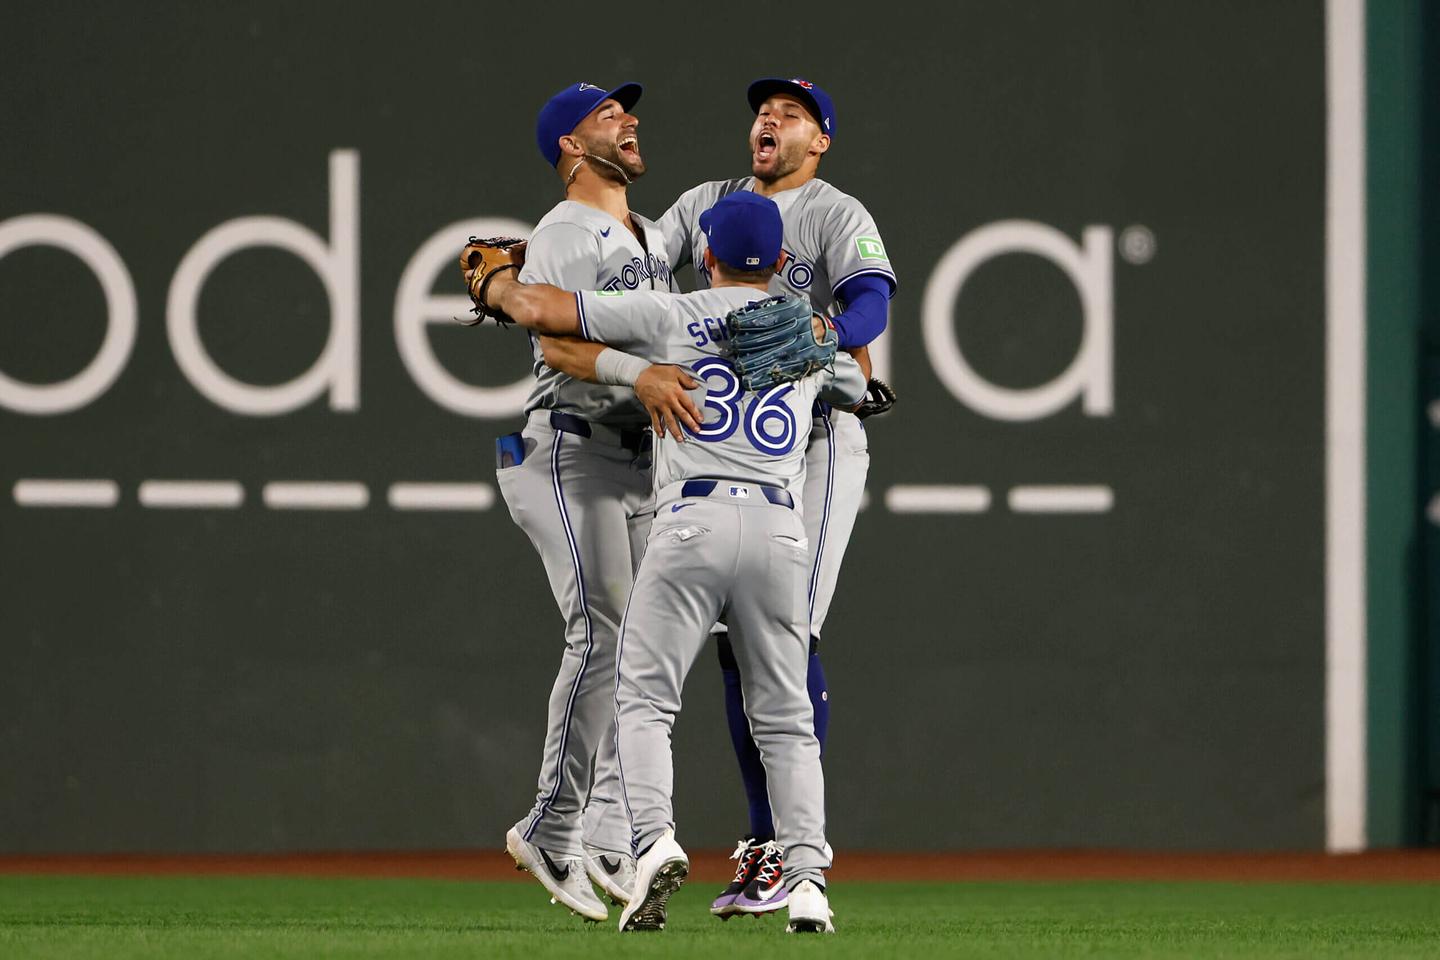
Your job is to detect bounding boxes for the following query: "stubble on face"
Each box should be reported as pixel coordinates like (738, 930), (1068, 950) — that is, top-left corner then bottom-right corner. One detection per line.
(750, 130), (810, 184)
(578, 129), (645, 182)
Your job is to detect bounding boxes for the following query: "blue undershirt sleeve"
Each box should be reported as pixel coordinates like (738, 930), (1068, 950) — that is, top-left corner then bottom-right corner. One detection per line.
(829, 274), (895, 349)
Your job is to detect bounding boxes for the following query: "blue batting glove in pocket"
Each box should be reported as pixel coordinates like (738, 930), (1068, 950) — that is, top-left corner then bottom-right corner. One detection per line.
(496, 432), (526, 469)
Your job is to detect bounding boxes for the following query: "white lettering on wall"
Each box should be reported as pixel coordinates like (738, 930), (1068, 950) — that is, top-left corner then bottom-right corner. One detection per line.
(0, 215), (137, 414)
(165, 150), (360, 415)
(921, 221), (1113, 421)
(394, 219), (535, 417)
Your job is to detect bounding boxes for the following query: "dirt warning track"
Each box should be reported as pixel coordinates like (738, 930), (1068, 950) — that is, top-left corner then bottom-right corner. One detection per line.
(2, 850), (1438, 884)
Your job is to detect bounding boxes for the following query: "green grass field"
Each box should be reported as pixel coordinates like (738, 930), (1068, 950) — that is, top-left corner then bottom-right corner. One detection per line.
(2, 874), (1438, 959)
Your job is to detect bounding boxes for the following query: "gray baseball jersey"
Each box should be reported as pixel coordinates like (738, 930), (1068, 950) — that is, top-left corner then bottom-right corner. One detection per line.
(641, 178), (897, 874)
(574, 286), (867, 495)
(500, 199), (677, 861)
(575, 283), (862, 889)
(659, 178), (895, 641)
(657, 177), (896, 317)
(521, 201), (680, 427)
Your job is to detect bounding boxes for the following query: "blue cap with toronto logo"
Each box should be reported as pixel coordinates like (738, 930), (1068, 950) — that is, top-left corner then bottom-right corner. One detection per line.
(747, 77), (836, 140)
(535, 81), (643, 167)
(698, 192), (784, 272)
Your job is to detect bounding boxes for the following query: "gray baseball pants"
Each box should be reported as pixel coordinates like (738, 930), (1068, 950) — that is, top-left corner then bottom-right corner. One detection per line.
(615, 480), (830, 888)
(711, 406), (869, 641)
(495, 410), (653, 856)
(803, 406), (870, 639)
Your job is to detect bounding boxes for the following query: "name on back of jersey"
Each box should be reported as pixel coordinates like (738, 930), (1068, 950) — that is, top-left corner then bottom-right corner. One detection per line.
(687, 316), (731, 348)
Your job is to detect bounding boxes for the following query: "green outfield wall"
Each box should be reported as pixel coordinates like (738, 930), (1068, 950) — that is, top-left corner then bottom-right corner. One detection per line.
(0, 1), (1395, 853)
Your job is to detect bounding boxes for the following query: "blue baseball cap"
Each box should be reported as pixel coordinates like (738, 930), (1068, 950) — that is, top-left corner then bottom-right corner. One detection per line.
(535, 81), (643, 167)
(699, 192), (783, 271)
(747, 77), (836, 140)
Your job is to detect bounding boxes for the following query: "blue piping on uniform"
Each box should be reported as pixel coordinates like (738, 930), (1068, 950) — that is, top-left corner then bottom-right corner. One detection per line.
(575, 291), (591, 339)
(807, 409), (837, 621)
(525, 432), (596, 840)
(610, 567), (643, 857)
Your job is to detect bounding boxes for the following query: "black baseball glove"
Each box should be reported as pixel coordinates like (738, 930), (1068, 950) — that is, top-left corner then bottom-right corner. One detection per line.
(854, 378), (897, 419)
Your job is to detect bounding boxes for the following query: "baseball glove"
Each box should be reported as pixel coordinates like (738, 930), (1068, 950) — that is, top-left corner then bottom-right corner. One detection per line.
(854, 377), (898, 419)
(724, 294), (837, 392)
(458, 236), (525, 325)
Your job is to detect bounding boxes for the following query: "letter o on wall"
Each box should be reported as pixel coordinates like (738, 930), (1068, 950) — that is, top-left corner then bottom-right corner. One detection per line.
(0, 215), (138, 415)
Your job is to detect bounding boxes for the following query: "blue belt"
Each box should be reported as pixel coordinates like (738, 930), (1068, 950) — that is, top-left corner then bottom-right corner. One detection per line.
(549, 411), (649, 453)
(679, 478), (794, 509)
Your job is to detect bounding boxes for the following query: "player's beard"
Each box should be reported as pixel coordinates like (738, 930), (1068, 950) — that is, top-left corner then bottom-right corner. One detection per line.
(750, 133), (807, 185)
(579, 133), (646, 183)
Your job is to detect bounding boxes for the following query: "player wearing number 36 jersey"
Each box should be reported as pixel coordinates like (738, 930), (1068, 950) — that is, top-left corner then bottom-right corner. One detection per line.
(482, 191), (864, 933)
(658, 77), (897, 915)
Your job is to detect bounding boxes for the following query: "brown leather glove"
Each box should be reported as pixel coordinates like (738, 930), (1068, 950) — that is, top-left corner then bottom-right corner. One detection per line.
(458, 236), (525, 325)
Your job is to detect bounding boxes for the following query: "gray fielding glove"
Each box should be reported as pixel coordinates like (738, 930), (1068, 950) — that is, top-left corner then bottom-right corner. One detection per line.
(724, 294), (837, 392)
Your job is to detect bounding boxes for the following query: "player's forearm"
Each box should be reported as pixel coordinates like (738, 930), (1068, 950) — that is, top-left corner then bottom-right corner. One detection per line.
(491, 279), (580, 335)
(846, 345), (872, 382)
(829, 276), (891, 348)
(541, 336), (658, 390)
(539, 336), (603, 380)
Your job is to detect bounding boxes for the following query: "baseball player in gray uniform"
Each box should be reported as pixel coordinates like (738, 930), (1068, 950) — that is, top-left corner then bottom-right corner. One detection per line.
(482, 190), (862, 933)
(657, 77), (898, 915)
(496, 80), (684, 923)
(528, 77), (896, 917)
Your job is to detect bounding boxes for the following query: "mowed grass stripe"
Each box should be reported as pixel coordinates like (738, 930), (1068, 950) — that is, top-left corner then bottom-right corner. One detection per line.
(0, 875), (1438, 959)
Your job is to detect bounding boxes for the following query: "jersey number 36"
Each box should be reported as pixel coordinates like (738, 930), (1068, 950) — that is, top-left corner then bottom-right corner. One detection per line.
(686, 357), (798, 455)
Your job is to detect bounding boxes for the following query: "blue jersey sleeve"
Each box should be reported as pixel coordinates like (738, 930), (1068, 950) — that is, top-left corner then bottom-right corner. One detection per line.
(829, 273), (893, 349)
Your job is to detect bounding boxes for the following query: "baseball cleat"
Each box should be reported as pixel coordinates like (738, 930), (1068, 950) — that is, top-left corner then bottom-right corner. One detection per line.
(582, 843), (637, 906)
(729, 840), (787, 915)
(710, 836), (764, 918)
(618, 828), (688, 932)
(785, 879), (835, 934)
(505, 827), (608, 923)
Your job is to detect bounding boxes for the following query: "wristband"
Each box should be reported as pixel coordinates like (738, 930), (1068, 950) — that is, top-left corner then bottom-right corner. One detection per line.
(594, 348), (650, 387)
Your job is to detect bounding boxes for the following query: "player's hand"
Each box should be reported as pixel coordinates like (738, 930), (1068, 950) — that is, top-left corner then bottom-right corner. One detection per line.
(810, 313), (833, 343)
(635, 364), (702, 442)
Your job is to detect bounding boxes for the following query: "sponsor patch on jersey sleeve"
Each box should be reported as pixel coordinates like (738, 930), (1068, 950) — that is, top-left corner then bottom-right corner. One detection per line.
(854, 236), (889, 261)
(596, 290), (624, 297)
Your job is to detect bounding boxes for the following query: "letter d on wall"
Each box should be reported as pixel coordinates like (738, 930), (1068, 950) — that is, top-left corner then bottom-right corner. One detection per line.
(166, 150), (359, 415)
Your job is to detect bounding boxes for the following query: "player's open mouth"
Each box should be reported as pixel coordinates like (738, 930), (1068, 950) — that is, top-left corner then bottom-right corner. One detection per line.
(618, 136), (639, 158)
(755, 132), (777, 161)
